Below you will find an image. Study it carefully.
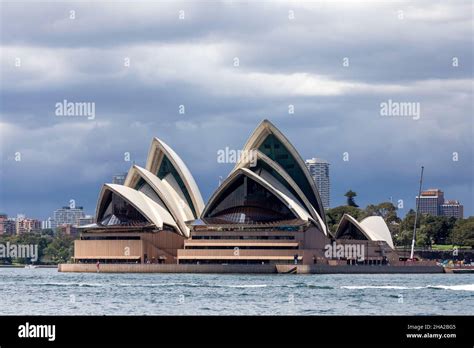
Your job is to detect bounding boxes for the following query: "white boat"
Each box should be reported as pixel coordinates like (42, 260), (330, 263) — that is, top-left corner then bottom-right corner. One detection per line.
(24, 265), (38, 269)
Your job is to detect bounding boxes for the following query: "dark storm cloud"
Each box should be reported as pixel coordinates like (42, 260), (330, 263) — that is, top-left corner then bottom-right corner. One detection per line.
(0, 0), (472, 219)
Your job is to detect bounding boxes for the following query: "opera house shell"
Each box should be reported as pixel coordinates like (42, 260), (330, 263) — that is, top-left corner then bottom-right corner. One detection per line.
(335, 214), (395, 249)
(74, 120), (397, 266)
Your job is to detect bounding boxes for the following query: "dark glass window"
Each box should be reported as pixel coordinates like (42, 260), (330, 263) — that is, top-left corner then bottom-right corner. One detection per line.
(99, 192), (150, 227)
(258, 134), (323, 217)
(250, 161), (307, 209)
(157, 155), (197, 217)
(338, 223), (368, 240)
(204, 175), (295, 224)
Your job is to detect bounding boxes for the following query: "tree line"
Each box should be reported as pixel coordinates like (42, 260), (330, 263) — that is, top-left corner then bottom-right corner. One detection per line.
(0, 230), (74, 264)
(326, 191), (473, 248)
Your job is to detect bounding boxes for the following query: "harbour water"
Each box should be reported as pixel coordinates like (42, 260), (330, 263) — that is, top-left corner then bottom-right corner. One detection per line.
(0, 268), (472, 315)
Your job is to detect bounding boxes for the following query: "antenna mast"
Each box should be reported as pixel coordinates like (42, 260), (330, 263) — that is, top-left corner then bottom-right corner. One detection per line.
(410, 166), (424, 260)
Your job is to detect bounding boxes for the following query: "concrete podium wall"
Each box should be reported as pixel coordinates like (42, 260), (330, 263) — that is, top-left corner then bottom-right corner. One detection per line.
(58, 263), (277, 273)
(276, 264), (444, 274)
(58, 263), (444, 274)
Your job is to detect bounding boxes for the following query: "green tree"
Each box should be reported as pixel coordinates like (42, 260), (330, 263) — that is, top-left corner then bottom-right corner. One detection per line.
(40, 229), (55, 237)
(422, 216), (456, 245)
(0, 232), (52, 264)
(344, 190), (359, 207)
(416, 226), (431, 247)
(395, 211), (458, 248)
(365, 202), (399, 223)
(394, 209), (422, 247)
(44, 232), (74, 264)
(394, 229), (412, 247)
(450, 217), (474, 247)
(0, 231), (75, 265)
(326, 205), (367, 234)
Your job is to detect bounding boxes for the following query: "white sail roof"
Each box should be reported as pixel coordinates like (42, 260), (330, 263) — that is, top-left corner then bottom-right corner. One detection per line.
(124, 165), (191, 237)
(360, 216), (395, 249)
(335, 214), (394, 249)
(96, 184), (178, 231)
(145, 137), (204, 219)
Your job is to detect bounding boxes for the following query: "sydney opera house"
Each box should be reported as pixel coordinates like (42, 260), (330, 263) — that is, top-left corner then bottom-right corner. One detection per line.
(74, 120), (398, 266)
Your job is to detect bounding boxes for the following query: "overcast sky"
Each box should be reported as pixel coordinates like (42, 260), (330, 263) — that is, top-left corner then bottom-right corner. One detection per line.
(0, 0), (472, 220)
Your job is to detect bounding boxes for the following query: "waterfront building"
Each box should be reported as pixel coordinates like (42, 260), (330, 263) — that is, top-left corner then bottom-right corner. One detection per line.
(0, 213), (7, 235)
(305, 158), (330, 210)
(54, 205), (85, 226)
(75, 120), (397, 265)
(440, 200), (464, 219)
(15, 215), (41, 234)
(416, 189), (444, 216)
(416, 189), (463, 218)
(4, 218), (16, 235)
(0, 214), (15, 235)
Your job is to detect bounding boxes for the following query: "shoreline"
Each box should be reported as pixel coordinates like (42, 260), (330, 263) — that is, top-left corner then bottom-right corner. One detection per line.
(0, 265), (58, 268)
(57, 263), (446, 274)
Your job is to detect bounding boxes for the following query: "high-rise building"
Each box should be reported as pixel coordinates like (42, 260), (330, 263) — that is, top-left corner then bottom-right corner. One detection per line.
(416, 189), (463, 219)
(15, 215), (41, 234)
(0, 214), (16, 235)
(4, 219), (16, 235)
(440, 200), (464, 219)
(305, 158), (330, 210)
(54, 205), (85, 226)
(1, 215), (16, 235)
(0, 213), (8, 235)
(112, 173), (127, 185)
(416, 189), (444, 216)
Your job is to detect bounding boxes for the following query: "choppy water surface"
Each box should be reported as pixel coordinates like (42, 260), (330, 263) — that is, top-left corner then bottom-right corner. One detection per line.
(0, 268), (472, 315)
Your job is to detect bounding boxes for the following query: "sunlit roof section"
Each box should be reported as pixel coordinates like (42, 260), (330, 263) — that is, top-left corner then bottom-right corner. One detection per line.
(145, 137), (204, 219)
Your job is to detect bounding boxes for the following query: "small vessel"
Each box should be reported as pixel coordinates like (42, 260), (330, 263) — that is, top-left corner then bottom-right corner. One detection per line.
(445, 266), (474, 274)
(24, 265), (38, 269)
